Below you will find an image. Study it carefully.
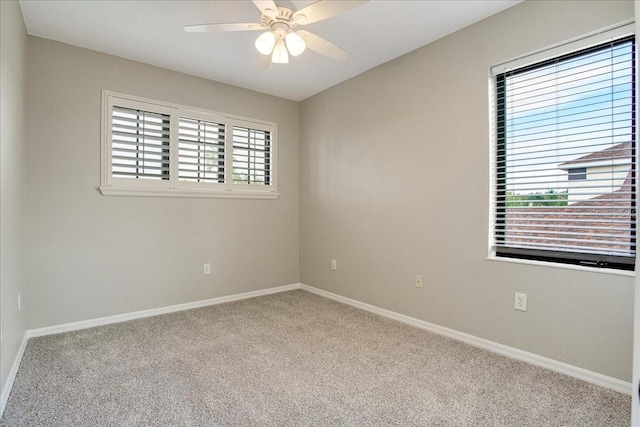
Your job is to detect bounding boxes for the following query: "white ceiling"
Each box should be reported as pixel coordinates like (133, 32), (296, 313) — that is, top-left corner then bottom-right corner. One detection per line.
(19, 0), (521, 101)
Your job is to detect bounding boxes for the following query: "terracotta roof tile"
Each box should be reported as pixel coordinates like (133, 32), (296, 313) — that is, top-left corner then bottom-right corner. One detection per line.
(558, 142), (631, 168)
(504, 170), (634, 253)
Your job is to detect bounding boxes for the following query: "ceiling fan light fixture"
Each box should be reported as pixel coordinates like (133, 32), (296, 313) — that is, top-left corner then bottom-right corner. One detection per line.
(272, 39), (289, 64)
(255, 31), (276, 55)
(285, 31), (306, 56)
(186, 0), (367, 68)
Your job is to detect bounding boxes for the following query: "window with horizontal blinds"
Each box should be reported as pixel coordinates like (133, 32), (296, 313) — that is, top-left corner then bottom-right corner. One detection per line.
(232, 126), (271, 185)
(178, 117), (225, 184)
(494, 35), (636, 270)
(111, 106), (170, 180)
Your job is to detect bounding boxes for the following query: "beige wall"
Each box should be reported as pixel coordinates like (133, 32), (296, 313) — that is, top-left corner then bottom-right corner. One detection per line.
(26, 37), (300, 329)
(300, 0), (635, 381)
(0, 1), (28, 395)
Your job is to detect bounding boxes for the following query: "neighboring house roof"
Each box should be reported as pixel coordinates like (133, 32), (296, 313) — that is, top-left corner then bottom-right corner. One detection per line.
(506, 144), (634, 255)
(505, 206), (632, 254)
(558, 142), (631, 170)
(504, 171), (633, 254)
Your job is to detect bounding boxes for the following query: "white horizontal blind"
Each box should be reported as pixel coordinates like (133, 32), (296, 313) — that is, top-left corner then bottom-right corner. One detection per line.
(178, 117), (226, 184)
(111, 106), (170, 180)
(495, 36), (636, 269)
(232, 126), (271, 185)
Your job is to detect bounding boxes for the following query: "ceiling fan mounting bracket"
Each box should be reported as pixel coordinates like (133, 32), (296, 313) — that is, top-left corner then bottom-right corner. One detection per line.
(260, 7), (296, 31)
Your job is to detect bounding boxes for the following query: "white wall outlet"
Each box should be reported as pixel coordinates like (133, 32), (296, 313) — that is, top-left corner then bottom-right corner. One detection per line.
(415, 274), (423, 288)
(203, 263), (211, 275)
(514, 292), (527, 311)
(18, 292), (21, 311)
(331, 259), (337, 271)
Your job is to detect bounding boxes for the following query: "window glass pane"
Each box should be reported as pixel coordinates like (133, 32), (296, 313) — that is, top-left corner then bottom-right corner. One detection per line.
(567, 168), (587, 181)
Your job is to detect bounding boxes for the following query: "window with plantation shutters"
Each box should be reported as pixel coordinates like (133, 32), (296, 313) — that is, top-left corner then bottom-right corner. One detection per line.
(233, 126), (271, 185)
(493, 34), (636, 271)
(178, 117), (225, 185)
(101, 92), (278, 199)
(111, 106), (170, 180)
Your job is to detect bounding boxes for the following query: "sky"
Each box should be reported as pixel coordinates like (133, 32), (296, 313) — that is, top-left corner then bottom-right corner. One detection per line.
(502, 39), (633, 195)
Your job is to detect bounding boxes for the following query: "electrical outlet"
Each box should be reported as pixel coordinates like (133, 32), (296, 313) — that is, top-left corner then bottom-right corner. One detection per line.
(415, 274), (423, 288)
(203, 263), (211, 275)
(514, 292), (527, 311)
(331, 259), (337, 271)
(18, 292), (21, 311)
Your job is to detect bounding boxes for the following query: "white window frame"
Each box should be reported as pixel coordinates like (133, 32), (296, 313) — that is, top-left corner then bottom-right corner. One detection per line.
(100, 91), (278, 199)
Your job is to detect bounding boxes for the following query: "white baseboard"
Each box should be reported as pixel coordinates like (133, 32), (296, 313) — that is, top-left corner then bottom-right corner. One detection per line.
(300, 284), (632, 395)
(1, 333), (28, 417)
(28, 283), (301, 338)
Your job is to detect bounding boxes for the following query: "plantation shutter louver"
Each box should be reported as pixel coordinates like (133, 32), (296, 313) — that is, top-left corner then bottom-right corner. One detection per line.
(494, 35), (636, 270)
(111, 106), (170, 180)
(178, 117), (226, 184)
(232, 126), (271, 185)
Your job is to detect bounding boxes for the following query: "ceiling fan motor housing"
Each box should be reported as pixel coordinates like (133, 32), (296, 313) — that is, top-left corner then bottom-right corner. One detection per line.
(260, 7), (298, 37)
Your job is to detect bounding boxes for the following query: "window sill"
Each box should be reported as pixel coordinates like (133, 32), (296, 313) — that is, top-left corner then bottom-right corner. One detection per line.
(98, 186), (279, 200)
(486, 255), (635, 277)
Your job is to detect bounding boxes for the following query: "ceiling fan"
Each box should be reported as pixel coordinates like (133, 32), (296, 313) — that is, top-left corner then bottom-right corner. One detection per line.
(184, 0), (368, 70)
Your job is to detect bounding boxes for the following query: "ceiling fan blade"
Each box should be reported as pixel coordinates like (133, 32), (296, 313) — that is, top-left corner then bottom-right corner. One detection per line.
(252, 0), (278, 18)
(293, 1), (367, 26)
(256, 54), (271, 71)
(183, 23), (262, 33)
(298, 30), (348, 62)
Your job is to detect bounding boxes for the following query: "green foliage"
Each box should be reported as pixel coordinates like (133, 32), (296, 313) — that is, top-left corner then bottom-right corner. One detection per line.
(506, 190), (568, 207)
(232, 172), (264, 184)
(204, 147), (221, 172)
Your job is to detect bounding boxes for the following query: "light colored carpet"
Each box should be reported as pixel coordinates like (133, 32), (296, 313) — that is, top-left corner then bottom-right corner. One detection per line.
(0, 290), (631, 426)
